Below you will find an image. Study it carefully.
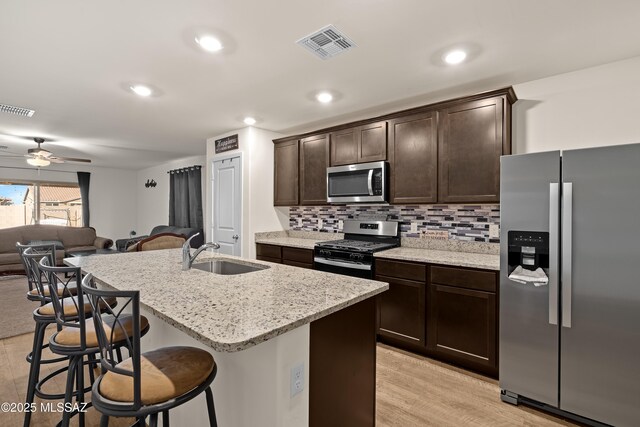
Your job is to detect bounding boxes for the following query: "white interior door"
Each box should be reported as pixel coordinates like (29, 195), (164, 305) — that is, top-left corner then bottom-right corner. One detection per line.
(212, 156), (242, 256)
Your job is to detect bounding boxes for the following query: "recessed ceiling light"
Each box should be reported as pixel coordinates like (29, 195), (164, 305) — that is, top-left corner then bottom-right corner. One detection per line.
(444, 50), (467, 65)
(195, 35), (223, 52)
(316, 92), (333, 103)
(243, 117), (256, 125)
(130, 85), (153, 97)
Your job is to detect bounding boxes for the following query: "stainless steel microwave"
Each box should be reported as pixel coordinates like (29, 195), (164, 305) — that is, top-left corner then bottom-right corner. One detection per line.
(326, 161), (389, 203)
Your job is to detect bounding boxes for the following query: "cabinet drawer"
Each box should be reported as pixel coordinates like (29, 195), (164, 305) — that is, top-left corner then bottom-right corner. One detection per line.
(282, 259), (313, 269)
(375, 259), (426, 282)
(282, 247), (313, 264)
(430, 266), (496, 293)
(256, 244), (282, 260)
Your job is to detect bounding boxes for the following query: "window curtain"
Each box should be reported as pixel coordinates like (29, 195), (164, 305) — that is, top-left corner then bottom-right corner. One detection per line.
(77, 171), (90, 227)
(168, 165), (203, 229)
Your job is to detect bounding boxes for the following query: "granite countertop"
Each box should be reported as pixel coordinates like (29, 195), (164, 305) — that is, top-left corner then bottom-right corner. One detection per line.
(254, 230), (341, 250)
(373, 247), (499, 271)
(65, 249), (387, 353)
(255, 231), (500, 271)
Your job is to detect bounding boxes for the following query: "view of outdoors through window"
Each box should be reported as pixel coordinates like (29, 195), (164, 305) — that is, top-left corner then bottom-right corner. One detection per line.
(0, 182), (83, 229)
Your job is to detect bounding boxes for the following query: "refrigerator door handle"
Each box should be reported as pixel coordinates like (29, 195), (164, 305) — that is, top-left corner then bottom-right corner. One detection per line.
(549, 183), (559, 325)
(562, 182), (573, 328)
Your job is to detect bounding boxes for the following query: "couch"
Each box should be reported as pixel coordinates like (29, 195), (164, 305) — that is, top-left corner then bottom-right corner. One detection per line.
(0, 224), (113, 274)
(116, 225), (203, 251)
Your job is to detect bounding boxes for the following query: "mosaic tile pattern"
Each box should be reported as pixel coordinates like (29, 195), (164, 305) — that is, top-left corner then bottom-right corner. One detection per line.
(289, 204), (501, 243)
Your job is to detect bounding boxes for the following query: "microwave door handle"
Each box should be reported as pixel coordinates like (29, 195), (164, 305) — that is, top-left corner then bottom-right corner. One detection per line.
(367, 169), (374, 196)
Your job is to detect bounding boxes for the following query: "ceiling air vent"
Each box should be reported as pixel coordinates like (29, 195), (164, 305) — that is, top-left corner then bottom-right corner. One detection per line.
(0, 103), (35, 117)
(296, 25), (356, 60)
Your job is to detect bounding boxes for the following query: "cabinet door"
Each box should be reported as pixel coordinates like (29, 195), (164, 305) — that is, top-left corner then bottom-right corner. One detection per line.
(438, 97), (504, 203)
(428, 283), (496, 371)
(330, 128), (358, 166)
(376, 274), (426, 348)
(300, 134), (330, 205)
(358, 121), (387, 163)
(388, 112), (437, 204)
(274, 140), (299, 206)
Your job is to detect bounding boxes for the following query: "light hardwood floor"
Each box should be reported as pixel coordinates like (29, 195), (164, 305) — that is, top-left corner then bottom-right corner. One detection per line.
(0, 330), (576, 426)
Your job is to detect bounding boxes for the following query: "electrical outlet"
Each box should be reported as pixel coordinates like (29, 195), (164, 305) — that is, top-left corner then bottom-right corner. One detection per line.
(297, 218), (303, 228)
(410, 222), (418, 233)
(338, 220), (343, 230)
(290, 363), (305, 397)
(317, 219), (323, 229)
(489, 224), (499, 239)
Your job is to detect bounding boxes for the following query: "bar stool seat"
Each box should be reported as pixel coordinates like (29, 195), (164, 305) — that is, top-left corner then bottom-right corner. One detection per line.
(36, 295), (117, 316)
(52, 314), (150, 348)
(99, 346), (215, 405)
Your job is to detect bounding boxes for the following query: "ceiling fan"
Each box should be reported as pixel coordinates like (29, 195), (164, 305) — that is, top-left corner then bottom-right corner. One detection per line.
(0, 137), (91, 167)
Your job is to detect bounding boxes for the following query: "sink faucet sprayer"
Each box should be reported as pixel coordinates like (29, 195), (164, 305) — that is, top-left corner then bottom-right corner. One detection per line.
(182, 233), (221, 270)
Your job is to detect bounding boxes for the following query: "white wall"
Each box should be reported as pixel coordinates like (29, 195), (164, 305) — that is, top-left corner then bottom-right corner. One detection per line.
(135, 154), (206, 235)
(206, 127), (288, 259)
(0, 159), (137, 240)
(513, 55), (640, 154)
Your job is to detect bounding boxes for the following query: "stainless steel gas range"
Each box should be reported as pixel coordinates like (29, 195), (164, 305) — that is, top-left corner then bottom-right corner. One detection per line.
(314, 220), (400, 279)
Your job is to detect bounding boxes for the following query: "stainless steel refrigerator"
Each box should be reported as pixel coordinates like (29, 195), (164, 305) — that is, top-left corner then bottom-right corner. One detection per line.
(499, 144), (640, 427)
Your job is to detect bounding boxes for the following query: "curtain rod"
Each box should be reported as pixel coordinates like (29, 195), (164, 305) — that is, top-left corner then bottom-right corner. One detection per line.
(167, 165), (202, 174)
(0, 165), (79, 174)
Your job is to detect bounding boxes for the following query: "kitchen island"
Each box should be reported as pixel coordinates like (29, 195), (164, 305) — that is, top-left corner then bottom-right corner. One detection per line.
(66, 249), (388, 427)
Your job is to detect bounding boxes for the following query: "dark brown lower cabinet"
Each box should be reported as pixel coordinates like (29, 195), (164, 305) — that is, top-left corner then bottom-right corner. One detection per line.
(282, 247), (313, 269)
(255, 243), (313, 269)
(375, 259), (498, 377)
(256, 243), (282, 263)
(427, 283), (497, 376)
(375, 273), (426, 351)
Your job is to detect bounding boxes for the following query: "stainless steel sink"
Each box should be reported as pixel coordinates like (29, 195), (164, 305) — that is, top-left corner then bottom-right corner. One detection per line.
(191, 259), (269, 275)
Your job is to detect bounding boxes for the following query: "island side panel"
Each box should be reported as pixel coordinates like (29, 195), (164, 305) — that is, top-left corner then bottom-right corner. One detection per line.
(139, 306), (310, 427)
(309, 297), (377, 427)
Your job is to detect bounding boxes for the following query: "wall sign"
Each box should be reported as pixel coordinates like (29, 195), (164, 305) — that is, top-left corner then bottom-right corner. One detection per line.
(215, 134), (239, 154)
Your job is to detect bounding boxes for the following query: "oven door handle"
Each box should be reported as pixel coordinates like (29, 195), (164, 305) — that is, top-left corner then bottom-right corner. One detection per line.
(314, 257), (372, 271)
(367, 169), (374, 196)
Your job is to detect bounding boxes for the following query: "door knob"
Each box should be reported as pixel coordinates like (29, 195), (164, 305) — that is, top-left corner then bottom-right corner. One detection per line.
(233, 235), (239, 240)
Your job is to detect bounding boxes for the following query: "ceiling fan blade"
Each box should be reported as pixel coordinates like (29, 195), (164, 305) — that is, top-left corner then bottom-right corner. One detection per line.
(48, 158), (65, 164)
(51, 156), (91, 163)
(0, 154), (27, 159)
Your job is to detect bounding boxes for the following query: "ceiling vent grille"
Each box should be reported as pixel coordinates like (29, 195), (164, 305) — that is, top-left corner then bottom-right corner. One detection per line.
(296, 25), (356, 60)
(0, 103), (35, 117)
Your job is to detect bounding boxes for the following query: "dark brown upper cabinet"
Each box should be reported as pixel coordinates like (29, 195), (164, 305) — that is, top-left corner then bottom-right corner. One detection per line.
(274, 87), (515, 206)
(388, 112), (438, 204)
(438, 96), (505, 203)
(273, 140), (299, 206)
(330, 121), (387, 166)
(300, 134), (330, 205)
(330, 127), (358, 166)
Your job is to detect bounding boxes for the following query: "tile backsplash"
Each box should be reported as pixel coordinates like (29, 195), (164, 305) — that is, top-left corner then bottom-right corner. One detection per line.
(289, 204), (500, 243)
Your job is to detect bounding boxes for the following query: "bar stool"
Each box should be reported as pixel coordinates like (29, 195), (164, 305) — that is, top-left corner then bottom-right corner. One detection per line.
(81, 273), (219, 427)
(38, 258), (148, 427)
(20, 247), (74, 427)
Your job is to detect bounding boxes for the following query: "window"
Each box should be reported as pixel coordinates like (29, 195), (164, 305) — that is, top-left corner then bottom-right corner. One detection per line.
(0, 181), (83, 229)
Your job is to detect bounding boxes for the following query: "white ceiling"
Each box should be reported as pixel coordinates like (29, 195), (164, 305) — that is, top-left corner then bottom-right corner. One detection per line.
(1, 0), (640, 169)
